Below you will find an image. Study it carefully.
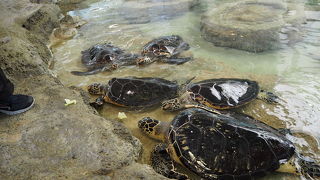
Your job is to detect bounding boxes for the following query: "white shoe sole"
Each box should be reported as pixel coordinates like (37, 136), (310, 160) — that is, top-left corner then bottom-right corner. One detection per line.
(0, 98), (35, 115)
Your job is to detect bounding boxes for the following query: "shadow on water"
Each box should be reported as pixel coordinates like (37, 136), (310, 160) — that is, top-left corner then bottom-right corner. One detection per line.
(52, 0), (320, 179)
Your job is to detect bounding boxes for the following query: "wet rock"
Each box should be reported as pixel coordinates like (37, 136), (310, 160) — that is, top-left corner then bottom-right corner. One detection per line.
(200, 1), (305, 52)
(60, 14), (87, 28)
(52, 26), (77, 39)
(22, 4), (61, 42)
(30, 0), (58, 4)
(111, 163), (168, 180)
(58, 0), (87, 4)
(0, 76), (142, 179)
(0, 2), (60, 76)
(49, 14), (87, 54)
(0, 37), (11, 45)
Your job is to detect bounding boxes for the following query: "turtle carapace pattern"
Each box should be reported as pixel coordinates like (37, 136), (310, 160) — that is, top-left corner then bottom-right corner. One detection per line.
(138, 108), (320, 179)
(88, 77), (179, 109)
(162, 78), (278, 111)
(188, 78), (259, 109)
(71, 43), (139, 76)
(138, 35), (192, 65)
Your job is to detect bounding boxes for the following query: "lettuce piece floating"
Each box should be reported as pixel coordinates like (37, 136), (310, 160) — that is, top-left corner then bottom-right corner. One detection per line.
(64, 99), (77, 106)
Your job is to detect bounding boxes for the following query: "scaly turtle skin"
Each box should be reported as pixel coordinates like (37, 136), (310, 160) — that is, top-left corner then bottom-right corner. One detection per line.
(71, 43), (140, 76)
(138, 35), (192, 65)
(88, 77), (179, 109)
(162, 78), (278, 111)
(138, 108), (320, 179)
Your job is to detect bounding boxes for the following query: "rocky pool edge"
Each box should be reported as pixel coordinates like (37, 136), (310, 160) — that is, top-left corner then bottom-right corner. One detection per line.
(0, 0), (167, 179)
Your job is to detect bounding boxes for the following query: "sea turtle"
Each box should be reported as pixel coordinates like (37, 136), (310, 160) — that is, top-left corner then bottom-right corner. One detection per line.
(87, 77), (180, 109)
(137, 35), (192, 65)
(162, 78), (278, 111)
(138, 108), (320, 179)
(71, 43), (141, 76)
(71, 35), (192, 76)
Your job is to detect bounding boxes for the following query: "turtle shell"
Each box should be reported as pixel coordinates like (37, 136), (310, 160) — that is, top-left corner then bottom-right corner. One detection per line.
(141, 35), (190, 58)
(187, 78), (260, 109)
(105, 77), (179, 107)
(81, 43), (124, 69)
(168, 108), (295, 179)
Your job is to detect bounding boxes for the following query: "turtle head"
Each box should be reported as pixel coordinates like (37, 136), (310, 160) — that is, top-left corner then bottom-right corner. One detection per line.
(138, 117), (167, 141)
(87, 83), (107, 95)
(96, 50), (114, 64)
(162, 98), (184, 111)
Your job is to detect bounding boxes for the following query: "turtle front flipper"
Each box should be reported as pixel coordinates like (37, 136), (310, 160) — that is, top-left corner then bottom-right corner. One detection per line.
(89, 96), (105, 109)
(257, 89), (279, 104)
(184, 104), (222, 115)
(71, 67), (104, 76)
(151, 143), (189, 180)
(161, 57), (192, 65)
(71, 65), (117, 76)
(277, 154), (320, 178)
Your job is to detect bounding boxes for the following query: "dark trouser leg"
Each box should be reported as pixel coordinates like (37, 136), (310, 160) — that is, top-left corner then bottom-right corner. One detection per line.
(0, 68), (14, 101)
(0, 69), (34, 115)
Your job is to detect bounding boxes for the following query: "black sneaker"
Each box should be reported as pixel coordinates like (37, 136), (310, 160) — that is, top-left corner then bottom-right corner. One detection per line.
(0, 95), (35, 115)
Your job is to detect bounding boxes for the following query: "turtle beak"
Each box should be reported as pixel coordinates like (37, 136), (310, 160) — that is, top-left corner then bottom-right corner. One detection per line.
(136, 57), (145, 65)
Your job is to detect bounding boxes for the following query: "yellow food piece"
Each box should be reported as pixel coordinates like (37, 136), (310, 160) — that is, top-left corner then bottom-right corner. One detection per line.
(118, 112), (127, 119)
(64, 99), (77, 106)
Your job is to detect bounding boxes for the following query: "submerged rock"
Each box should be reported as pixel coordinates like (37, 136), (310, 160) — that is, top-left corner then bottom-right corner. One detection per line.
(49, 14), (87, 48)
(200, 1), (305, 52)
(119, 0), (196, 24)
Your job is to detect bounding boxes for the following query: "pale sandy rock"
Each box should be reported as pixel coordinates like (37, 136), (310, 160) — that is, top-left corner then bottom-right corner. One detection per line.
(0, 0), (168, 179)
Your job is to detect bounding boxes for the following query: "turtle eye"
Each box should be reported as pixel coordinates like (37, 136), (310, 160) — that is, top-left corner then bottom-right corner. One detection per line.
(103, 55), (112, 62)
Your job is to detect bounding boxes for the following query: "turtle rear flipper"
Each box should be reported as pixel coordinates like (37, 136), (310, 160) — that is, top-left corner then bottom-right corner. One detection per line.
(161, 57), (192, 65)
(298, 155), (320, 177)
(71, 68), (104, 76)
(277, 155), (320, 178)
(71, 66), (114, 76)
(151, 143), (188, 180)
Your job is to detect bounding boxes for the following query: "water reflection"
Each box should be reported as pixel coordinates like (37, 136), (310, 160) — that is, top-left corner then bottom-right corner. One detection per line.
(53, 0), (320, 179)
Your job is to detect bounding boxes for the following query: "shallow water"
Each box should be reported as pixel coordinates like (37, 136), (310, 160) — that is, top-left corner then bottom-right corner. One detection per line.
(53, 0), (320, 179)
